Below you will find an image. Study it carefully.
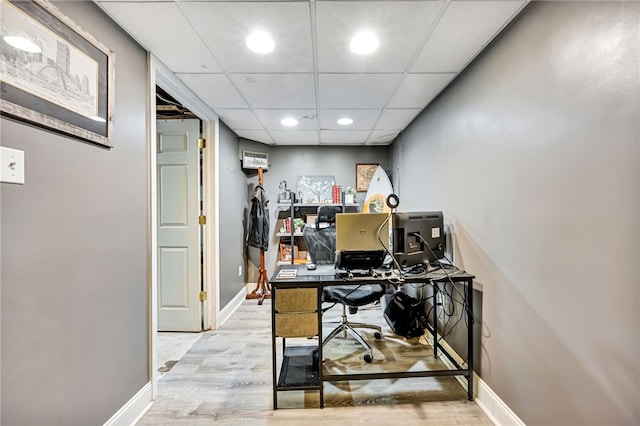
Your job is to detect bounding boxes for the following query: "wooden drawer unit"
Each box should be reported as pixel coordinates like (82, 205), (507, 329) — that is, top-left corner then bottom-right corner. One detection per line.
(275, 287), (316, 312)
(274, 287), (318, 338)
(275, 312), (318, 338)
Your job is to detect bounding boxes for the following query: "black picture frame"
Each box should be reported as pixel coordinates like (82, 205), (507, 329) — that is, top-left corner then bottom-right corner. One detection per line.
(0, 0), (115, 147)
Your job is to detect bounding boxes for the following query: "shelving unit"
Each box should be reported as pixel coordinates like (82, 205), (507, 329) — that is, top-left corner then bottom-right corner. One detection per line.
(275, 202), (358, 266)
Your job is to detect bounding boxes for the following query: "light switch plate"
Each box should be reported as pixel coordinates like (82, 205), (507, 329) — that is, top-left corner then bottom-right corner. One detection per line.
(0, 146), (25, 184)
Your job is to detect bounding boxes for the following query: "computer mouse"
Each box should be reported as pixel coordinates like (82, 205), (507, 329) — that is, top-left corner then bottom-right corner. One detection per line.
(307, 263), (316, 270)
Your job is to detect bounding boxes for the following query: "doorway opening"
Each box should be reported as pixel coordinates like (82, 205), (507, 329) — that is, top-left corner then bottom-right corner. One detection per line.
(150, 57), (219, 398)
(155, 86), (205, 374)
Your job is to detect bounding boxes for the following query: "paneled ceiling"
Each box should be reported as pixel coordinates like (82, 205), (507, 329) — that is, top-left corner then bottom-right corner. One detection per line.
(95, 0), (528, 146)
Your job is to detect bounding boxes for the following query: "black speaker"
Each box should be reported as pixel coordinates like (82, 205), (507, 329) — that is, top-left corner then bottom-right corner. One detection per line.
(383, 291), (428, 338)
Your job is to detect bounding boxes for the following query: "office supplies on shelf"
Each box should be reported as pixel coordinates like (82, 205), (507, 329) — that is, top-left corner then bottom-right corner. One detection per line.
(276, 203), (356, 267)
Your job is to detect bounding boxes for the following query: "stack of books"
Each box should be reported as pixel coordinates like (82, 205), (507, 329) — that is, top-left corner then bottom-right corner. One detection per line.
(332, 185), (343, 204)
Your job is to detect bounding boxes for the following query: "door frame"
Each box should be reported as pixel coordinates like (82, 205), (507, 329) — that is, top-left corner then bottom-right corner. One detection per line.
(148, 54), (220, 398)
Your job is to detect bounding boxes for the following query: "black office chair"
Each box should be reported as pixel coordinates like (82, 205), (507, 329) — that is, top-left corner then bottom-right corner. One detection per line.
(303, 205), (385, 363)
(302, 205), (340, 266)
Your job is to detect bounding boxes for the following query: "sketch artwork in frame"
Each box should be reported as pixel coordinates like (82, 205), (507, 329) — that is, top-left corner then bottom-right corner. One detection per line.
(0, 0), (115, 147)
(356, 163), (378, 192)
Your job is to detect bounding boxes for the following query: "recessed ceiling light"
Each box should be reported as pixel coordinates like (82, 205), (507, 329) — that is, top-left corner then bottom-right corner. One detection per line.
(246, 31), (275, 54)
(350, 31), (379, 55)
(90, 116), (107, 123)
(337, 117), (353, 126)
(281, 117), (298, 127)
(4, 36), (41, 53)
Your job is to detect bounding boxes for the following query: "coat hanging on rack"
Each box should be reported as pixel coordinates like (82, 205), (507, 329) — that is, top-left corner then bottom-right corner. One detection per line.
(246, 184), (269, 250)
(246, 167), (271, 304)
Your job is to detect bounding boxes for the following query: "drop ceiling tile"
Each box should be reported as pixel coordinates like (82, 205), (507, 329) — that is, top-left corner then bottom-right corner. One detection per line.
(268, 130), (319, 145)
(230, 74), (316, 109)
(215, 109), (262, 130)
(180, 2), (313, 73)
(253, 109), (318, 130)
(235, 130), (274, 145)
(388, 73), (456, 109)
(99, 0), (528, 147)
(98, 2), (222, 73)
(376, 109), (422, 130)
(411, 0), (525, 72)
(320, 130), (370, 145)
(316, 1), (444, 73)
(177, 74), (247, 108)
(367, 130), (400, 145)
(319, 109), (382, 130)
(319, 74), (403, 108)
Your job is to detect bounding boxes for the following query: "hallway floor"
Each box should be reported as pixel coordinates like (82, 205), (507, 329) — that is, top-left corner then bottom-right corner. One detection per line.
(139, 299), (493, 425)
(157, 332), (203, 378)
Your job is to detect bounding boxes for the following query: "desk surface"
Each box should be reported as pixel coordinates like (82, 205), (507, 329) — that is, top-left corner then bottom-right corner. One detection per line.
(270, 263), (474, 286)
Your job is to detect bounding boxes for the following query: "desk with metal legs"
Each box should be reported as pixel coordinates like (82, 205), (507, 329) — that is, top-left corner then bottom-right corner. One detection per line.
(270, 264), (475, 409)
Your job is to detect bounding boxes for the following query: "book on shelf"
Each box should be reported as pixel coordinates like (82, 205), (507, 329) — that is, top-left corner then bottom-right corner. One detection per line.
(332, 185), (342, 204)
(283, 217), (292, 233)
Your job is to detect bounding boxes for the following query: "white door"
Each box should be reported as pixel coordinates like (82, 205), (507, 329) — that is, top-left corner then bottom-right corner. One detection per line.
(157, 119), (202, 331)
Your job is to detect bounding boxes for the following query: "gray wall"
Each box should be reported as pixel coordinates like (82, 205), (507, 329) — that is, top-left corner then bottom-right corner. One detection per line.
(242, 145), (389, 282)
(392, 2), (639, 425)
(238, 138), (273, 289)
(1, 2), (149, 424)
(217, 122), (249, 307)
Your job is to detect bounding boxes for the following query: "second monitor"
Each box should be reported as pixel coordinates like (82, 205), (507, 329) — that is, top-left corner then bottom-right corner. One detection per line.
(392, 211), (446, 268)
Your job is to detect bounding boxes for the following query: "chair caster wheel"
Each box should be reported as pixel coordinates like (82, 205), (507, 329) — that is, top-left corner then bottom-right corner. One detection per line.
(374, 332), (382, 339)
(364, 354), (373, 363)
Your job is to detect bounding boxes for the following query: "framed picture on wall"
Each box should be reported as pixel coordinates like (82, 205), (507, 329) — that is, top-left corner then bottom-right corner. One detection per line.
(0, 0), (115, 147)
(355, 163), (378, 192)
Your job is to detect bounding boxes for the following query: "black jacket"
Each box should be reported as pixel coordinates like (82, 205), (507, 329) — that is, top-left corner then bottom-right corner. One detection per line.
(246, 185), (269, 250)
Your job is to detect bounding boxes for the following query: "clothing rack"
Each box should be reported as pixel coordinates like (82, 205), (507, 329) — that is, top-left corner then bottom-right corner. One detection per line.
(247, 167), (271, 304)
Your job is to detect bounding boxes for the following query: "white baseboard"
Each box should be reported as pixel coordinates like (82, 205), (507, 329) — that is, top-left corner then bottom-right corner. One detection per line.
(475, 379), (525, 426)
(423, 334), (524, 426)
(217, 286), (247, 327)
(103, 382), (153, 426)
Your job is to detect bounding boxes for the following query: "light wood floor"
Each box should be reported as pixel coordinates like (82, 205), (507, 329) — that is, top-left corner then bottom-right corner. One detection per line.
(138, 299), (493, 425)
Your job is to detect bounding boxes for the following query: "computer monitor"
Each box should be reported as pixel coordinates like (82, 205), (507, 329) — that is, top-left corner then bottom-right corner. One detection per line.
(335, 212), (389, 270)
(392, 211), (445, 268)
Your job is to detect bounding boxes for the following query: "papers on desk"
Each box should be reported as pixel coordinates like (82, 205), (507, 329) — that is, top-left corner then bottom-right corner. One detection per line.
(276, 269), (297, 280)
